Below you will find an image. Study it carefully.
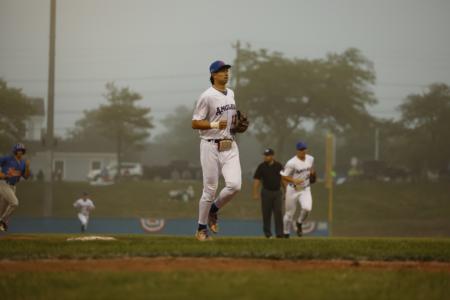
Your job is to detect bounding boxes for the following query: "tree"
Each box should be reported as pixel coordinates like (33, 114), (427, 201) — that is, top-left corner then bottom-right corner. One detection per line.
(376, 119), (412, 170)
(70, 82), (153, 178)
(0, 79), (36, 153)
(154, 105), (199, 161)
(233, 45), (377, 159)
(397, 83), (450, 174)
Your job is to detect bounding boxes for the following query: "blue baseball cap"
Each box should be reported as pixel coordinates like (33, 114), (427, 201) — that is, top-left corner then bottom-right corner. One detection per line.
(12, 143), (26, 154)
(296, 141), (308, 150)
(209, 60), (231, 73)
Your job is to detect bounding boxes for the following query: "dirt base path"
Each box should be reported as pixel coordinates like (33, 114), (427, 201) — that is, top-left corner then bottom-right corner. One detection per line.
(1, 257), (450, 272)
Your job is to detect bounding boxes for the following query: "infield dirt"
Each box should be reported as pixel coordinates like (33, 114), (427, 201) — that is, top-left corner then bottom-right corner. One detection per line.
(1, 257), (450, 273)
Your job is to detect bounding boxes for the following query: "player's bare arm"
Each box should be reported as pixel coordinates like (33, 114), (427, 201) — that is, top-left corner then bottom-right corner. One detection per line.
(192, 119), (227, 130)
(23, 159), (31, 179)
(281, 175), (304, 185)
(7, 169), (21, 177)
(281, 177), (288, 191)
(252, 179), (261, 200)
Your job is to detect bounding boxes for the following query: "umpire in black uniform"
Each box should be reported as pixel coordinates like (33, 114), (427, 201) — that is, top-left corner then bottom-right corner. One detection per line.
(252, 148), (284, 238)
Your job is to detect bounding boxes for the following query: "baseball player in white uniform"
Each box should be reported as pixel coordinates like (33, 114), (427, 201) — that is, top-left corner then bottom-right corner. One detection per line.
(73, 192), (95, 233)
(191, 60), (242, 241)
(280, 141), (316, 237)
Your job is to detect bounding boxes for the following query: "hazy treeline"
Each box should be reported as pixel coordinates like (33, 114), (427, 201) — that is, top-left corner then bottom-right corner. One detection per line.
(1, 45), (449, 179)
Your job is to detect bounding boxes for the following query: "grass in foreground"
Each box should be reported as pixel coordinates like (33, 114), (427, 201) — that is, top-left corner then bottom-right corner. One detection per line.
(1, 269), (449, 300)
(1, 235), (450, 262)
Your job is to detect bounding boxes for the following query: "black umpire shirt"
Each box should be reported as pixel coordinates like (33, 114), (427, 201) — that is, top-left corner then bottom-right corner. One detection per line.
(253, 161), (284, 191)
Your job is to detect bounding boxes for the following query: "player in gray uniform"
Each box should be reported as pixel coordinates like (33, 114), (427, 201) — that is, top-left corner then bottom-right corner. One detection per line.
(0, 143), (31, 232)
(192, 60), (242, 241)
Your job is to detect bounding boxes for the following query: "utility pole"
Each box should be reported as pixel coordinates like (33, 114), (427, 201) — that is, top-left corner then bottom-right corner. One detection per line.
(374, 128), (380, 161)
(232, 40), (241, 90)
(44, 0), (56, 217)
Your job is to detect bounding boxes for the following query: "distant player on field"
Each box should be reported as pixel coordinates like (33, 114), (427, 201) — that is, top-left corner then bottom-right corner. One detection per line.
(191, 60), (248, 241)
(0, 143), (31, 232)
(281, 141), (316, 237)
(73, 192), (95, 233)
(252, 148), (284, 238)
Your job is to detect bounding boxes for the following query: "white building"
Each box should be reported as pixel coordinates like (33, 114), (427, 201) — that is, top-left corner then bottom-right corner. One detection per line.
(28, 141), (117, 182)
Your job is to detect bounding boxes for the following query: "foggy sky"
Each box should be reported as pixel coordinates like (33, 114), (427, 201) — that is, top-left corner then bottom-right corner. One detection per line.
(1, 0), (449, 138)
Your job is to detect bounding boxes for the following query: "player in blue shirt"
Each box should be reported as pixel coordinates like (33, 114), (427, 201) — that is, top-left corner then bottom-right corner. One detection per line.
(0, 143), (31, 231)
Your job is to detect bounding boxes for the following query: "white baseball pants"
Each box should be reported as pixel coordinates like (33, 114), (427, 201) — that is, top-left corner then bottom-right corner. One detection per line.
(198, 139), (242, 225)
(78, 213), (89, 228)
(283, 185), (312, 235)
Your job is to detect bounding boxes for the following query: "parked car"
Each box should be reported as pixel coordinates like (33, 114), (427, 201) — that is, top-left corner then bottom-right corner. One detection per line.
(87, 162), (143, 182)
(360, 160), (411, 182)
(143, 160), (202, 181)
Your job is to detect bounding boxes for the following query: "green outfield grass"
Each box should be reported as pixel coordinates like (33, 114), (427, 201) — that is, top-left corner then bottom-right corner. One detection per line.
(1, 269), (449, 300)
(15, 180), (450, 236)
(1, 235), (449, 300)
(1, 235), (450, 261)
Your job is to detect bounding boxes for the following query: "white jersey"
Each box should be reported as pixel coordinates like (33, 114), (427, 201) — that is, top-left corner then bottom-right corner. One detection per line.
(280, 154), (314, 188)
(73, 198), (95, 216)
(192, 86), (238, 140)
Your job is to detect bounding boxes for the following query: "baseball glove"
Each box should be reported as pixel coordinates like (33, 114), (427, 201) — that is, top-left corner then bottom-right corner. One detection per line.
(309, 171), (317, 184)
(232, 110), (249, 134)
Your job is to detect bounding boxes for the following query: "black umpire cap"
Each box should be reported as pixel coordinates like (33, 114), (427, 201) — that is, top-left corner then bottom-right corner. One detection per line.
(263, 148), (274, 156)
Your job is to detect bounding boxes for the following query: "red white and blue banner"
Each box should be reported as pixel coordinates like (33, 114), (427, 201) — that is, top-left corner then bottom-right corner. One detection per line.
(4, 217), (329, 237)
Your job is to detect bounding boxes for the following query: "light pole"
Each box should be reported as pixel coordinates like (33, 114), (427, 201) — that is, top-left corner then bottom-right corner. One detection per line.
(44, 0), (56, 217)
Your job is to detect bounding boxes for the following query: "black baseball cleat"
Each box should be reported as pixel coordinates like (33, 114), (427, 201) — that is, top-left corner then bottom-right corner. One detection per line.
(283, 234), (290, 239)
(0, 221), (8, 232)
(208, 211), (219, 234)
(296, 222), (303, 237)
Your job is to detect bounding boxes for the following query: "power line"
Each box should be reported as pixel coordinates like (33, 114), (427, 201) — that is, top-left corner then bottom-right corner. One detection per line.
(55, 108), (179, 114)
(5, 73), (205, 83)
(48, 89), (200, 97)
(5, 76), (435, 89)
(376, 81), (429, 88)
